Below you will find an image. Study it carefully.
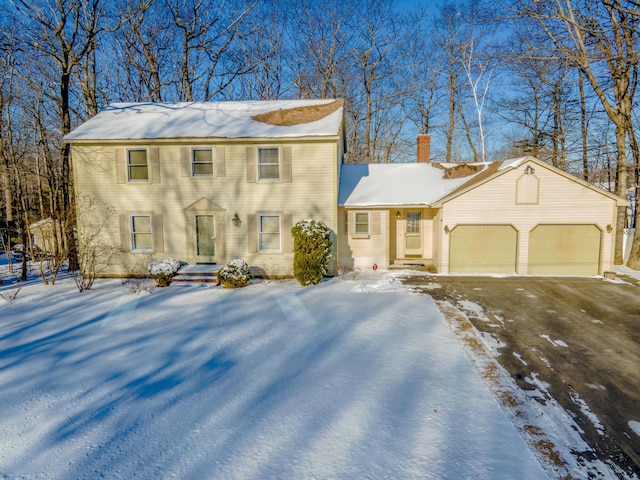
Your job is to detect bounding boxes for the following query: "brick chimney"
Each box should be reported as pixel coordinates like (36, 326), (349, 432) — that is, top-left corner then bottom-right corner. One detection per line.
(417, 134), (431, 163)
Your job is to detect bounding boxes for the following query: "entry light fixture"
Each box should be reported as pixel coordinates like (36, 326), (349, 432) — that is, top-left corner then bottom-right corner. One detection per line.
(396, 211), (401, 219)
(606, 224), (612, 233)
(524, 165), (535, 175)
(444, 225), (450, 234)
(232, 211), (241, 227)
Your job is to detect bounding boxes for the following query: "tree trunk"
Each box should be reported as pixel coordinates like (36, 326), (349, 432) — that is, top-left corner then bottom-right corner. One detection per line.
(2, 163), (12, 223)
(625, 122), (640, 269)
(614, 123), (628, 265)
(446, 68), (456, 163)
(579, 70), (589, 180)
(60, 69), (79, 271)
(20, 226), (28, 282)
(627, 197), (640, 270)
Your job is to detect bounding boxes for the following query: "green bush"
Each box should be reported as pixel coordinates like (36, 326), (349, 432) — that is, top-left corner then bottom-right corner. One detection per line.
(147, 258), (181, 287)
(292, 219), (332, 286)
(218, 259), (251, 288)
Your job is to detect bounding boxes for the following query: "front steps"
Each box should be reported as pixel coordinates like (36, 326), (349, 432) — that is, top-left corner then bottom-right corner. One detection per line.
(390, 258), (436, 272)
(173, 264), (221, 284)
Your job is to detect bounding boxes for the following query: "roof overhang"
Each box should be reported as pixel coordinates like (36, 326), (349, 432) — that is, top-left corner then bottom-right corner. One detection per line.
(339, 204), (433, 209)
(64, 135), (343, 145)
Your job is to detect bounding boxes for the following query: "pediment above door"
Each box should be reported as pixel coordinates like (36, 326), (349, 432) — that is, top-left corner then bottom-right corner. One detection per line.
(184, 197), (226, 212)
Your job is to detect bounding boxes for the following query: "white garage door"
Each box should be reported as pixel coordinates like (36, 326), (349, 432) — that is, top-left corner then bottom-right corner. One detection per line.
(528, 224), (601, 275)
(449, 225), (518, 274)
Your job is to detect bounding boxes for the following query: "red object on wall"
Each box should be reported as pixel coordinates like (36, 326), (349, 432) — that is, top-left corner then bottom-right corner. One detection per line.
(373, 263), (378, 271)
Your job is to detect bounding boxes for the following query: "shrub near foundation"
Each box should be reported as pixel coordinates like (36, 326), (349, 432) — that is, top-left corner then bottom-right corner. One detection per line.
(292, 219), (331, 286)
(147, 258), (181, 287)
(218, 259), (251, 288)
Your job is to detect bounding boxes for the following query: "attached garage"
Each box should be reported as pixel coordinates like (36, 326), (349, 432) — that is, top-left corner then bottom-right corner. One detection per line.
(450, 225), (518, 274)
(528, 224), (601, 276)
(339, 155), (627, 275)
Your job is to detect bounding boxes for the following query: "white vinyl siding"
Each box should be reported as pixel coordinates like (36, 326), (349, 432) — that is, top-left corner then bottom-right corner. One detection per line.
(438, 160), (618, 274)
(339, 209), (388, 270)
(72, 142), (338, 276)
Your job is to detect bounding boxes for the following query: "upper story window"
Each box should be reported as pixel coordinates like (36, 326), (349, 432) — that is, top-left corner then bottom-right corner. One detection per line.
(128, 149), (148, 181)
(192, 148), (213, 176)
(258, 147), (280, 181)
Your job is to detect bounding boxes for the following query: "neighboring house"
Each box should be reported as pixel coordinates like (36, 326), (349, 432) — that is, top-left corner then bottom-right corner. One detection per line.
(65, 99), (345, 277)
(338, 135), (628, 275)
(29, 218), (66, 255)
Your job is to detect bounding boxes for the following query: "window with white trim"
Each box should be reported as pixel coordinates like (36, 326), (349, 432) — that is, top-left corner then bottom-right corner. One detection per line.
(406, 211), (421, 233)
(192, 148), (213, 176)
(355, 212), (369, 235)
(258, 147), (280, 181)
(131, 215), (153, 251)
(127, 149), (149, 181)
(259, 214), (281, 252)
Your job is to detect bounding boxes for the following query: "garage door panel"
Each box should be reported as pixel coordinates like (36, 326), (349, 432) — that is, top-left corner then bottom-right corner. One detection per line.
(450, 225), (517, 274)
(529, 224), (601, 275)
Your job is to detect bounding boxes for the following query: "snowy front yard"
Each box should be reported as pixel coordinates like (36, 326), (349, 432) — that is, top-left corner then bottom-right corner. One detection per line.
(0, 268), (549, 479)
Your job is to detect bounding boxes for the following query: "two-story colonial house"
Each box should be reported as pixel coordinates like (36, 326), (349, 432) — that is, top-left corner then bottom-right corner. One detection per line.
(65, 100), (345, 277)
(67, 100), (627, 278)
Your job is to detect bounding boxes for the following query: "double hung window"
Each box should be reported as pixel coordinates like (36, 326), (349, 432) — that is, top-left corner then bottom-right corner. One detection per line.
(131, 215), (152, 251)
(127, 149), (148, 181)
(354, 212), (369, 236)
(258, 147), (280, 181)
(259, 214), (281, 252)
(192, 148), (213, 176)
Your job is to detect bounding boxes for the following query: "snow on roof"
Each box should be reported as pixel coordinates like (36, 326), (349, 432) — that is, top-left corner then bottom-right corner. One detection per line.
(497, 157), (528, 170)
(64, 99), (344, 141)
(339, 162), (492, 207)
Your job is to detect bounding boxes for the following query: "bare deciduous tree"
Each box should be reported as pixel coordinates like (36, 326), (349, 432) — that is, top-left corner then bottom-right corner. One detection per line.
(513, 0), (639, 264)
(10, 0), (106, 270)
(114, 0), (169, 101)
(349, 0), (416, 162)
(165, 0), (257, 101)
(236, 1), (287, 100)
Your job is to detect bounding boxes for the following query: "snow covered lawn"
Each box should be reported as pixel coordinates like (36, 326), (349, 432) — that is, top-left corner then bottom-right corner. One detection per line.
(0, 270), (549, 479)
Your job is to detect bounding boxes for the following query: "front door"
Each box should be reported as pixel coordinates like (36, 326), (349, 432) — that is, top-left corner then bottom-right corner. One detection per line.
(195, 214), (216, 263)
(405, 211), (422, 256)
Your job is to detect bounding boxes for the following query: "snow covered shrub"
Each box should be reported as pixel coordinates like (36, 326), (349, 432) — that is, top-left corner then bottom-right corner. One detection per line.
(292, 219), (332, 286)
(217, 259), (251, 288)
(147, 258), (181, 287)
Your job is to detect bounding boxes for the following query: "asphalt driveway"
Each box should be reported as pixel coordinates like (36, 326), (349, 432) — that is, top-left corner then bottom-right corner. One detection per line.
(407, 274), (640, 476)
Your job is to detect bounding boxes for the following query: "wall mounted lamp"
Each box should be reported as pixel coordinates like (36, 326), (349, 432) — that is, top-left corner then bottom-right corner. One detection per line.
(606, 224), (612, 233)
(232, 212), (241, 227)
(524, 165), (535, 175)
(444, 225), (450, 234)
(396, 211), (401, 219)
